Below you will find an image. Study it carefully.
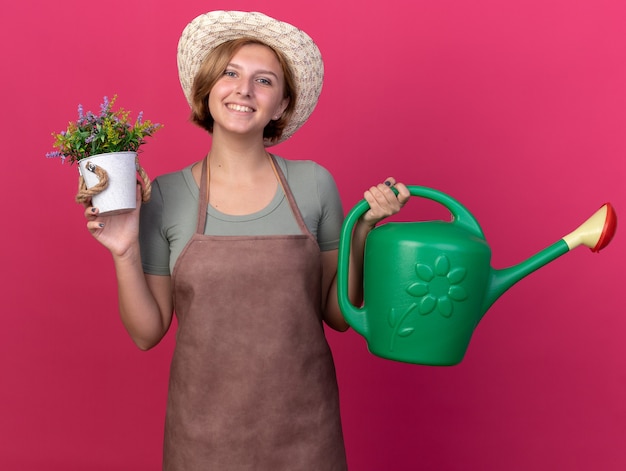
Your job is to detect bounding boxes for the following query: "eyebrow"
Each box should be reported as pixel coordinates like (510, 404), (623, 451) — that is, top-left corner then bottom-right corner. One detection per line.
(227, 62), (280, 79)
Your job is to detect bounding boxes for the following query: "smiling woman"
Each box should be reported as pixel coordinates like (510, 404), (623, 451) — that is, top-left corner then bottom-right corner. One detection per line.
(206, 43), (291, 144)
(81, 9), (409, 471)
(190, 37), (297, 144)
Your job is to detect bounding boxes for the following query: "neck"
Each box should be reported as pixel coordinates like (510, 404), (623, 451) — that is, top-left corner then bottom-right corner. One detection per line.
(208, 134), (270, 175)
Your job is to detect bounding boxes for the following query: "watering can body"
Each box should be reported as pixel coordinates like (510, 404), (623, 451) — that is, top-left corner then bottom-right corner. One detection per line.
(337, 186), (616, 366)
(361, 221), (492, 365)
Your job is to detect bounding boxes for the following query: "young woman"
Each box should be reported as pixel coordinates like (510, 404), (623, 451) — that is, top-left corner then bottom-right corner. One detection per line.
(85, 11), (410, 470)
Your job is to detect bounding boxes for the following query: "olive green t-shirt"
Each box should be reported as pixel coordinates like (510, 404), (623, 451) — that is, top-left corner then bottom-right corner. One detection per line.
(139, 155), (344, 276)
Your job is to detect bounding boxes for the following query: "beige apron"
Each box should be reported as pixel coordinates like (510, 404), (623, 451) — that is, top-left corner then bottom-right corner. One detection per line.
(164, 155), (347, 470)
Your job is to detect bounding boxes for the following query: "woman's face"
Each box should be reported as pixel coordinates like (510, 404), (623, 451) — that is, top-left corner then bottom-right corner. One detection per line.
(208, 43), (290, 141)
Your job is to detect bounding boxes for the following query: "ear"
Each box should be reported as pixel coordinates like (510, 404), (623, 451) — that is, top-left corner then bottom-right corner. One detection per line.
(273, 97), (290, 120)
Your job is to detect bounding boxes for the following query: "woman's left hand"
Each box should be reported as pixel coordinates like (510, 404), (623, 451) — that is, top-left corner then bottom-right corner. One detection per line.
(361, 177), (410, 228)
(323, 176), (410, 330)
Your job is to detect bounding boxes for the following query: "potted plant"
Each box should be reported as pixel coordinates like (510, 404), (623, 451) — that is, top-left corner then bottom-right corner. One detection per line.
(46, 95), (163, 215)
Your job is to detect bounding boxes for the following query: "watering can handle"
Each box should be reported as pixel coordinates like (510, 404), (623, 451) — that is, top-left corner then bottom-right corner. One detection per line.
(344, 185), (485, 240)
(337, 185), (485, 336)
(408, 186), (484, 235)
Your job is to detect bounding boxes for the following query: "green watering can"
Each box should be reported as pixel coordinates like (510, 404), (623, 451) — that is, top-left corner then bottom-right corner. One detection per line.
(337, 186), (617, 366)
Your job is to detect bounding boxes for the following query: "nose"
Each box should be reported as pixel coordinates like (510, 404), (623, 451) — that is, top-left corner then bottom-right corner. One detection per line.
(236, 78), (253, 97)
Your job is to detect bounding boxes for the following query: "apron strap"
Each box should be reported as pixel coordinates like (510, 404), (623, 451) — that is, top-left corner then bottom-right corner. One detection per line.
(196, 156), (209, 234)
(268, 154), (313, 238)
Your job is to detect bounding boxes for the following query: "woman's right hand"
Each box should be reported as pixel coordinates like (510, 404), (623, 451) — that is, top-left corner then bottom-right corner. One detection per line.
(84, 184), (172, 350)
(84, 184), (142, 257)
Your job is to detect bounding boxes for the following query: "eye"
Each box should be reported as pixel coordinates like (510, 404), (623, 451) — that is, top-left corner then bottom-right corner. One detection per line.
(223, 69), (237, 78)
(256, 77), (272, 86)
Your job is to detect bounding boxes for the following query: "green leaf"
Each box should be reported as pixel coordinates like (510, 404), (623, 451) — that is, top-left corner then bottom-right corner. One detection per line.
(388, 307), (399, 328)
(398, 327), (414, 337)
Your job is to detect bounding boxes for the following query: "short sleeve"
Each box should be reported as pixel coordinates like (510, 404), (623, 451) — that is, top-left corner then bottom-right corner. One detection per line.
(315, 165), (344, 251)
(139, 180), (172, 275)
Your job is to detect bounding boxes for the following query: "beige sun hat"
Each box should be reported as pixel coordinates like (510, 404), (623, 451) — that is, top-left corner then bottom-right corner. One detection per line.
(177, 10), (324, 145)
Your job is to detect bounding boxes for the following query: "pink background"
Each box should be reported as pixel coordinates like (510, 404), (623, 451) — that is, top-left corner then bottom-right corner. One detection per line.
(2, 0), (624, 469)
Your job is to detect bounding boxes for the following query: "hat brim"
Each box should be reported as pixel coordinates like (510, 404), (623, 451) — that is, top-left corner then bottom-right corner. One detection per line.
(177, 11), (324, 146)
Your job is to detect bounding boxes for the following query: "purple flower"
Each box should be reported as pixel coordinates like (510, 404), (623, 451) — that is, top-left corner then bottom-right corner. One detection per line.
(46, 151), (67, 163)
(100, 96), (110, 116)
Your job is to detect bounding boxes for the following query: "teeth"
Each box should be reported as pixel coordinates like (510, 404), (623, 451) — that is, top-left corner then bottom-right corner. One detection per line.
(227, 104), (253, 112)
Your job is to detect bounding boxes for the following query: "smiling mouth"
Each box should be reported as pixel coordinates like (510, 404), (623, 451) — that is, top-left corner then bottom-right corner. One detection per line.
(227, 103), (255, 113)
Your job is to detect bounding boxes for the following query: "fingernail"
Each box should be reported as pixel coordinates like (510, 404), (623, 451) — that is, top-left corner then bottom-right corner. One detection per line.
(98, 223), (105, 228)
(384, 181), (392, 186)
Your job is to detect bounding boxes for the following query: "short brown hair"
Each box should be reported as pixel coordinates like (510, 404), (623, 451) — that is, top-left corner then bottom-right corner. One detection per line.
(190, 38), (297, 143)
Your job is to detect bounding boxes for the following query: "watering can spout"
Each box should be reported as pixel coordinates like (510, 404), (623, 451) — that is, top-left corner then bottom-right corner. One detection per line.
(484, 203), (618, 312)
